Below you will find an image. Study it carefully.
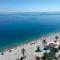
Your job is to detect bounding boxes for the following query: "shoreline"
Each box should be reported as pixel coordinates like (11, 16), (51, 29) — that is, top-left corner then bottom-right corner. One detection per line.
(0, 32), (60, 60)
(0, 32), (59, 53)
(0, 32), (51, 52)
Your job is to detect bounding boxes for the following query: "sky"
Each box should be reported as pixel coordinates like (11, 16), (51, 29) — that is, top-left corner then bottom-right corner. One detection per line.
(0, 0), (60, 12)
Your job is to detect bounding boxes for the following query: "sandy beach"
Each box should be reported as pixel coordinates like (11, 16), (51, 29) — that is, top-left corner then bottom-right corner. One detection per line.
(0, 32), (60, 60)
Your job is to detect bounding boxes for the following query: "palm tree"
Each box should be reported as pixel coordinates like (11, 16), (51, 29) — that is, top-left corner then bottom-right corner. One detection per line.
(21, 48), (26, 59)
(42, 52), (46, 60)
(58, 45), (60, 50)
(42, 38), (47, 48)
(42, 52), (55, 60)
(35, 56), (40, 60)
(35, 46), (41, 52)
(55, 35), (59, 42)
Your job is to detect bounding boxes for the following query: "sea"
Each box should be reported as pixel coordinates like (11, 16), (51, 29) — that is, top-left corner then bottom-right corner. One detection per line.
(0, 12), (60, 51)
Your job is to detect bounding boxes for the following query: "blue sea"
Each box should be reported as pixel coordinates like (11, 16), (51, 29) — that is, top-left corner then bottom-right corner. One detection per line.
(0, 12), (60, 51)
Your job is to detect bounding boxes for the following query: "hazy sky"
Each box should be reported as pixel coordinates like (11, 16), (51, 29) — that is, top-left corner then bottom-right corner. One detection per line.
(0, 0), (60, 12)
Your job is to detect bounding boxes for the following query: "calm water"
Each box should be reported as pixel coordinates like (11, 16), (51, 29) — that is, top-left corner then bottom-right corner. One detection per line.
(0, 12), (60, 50)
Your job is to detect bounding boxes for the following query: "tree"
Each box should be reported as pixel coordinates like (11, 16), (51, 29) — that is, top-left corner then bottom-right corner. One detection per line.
(35, 46), (41, 52)
(42, 38), (47, 48)
(51, 48), (58, 53)
(35, 56), (40, 60)
(43, 52), (55, 60)
(55, 35), (59, 42)
(42, 52), (46, 60)
(58, 45), (60, 50)
(21, 48), (26, 59)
